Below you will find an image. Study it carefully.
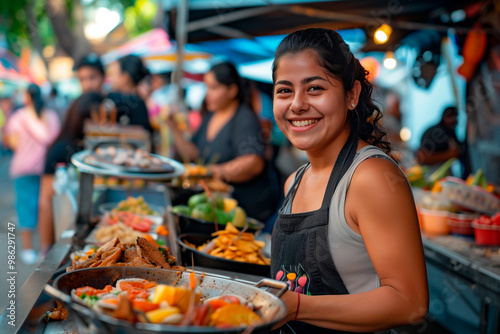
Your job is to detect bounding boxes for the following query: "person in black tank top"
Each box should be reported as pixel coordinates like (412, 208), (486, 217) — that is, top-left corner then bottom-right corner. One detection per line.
(270, 28), (428, 333)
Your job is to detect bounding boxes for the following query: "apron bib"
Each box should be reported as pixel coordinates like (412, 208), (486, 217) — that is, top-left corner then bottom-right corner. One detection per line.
(271, 133), (373, 334)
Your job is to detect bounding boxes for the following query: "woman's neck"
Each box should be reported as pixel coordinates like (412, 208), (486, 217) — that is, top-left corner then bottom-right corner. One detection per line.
(306, 126), (352, 174)
(120, 83), (136, 94)
(216, 100), (239, 116)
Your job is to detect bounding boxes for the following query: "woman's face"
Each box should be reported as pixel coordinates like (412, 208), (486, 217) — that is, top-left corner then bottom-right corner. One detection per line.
(273, 49), (355, 152)
(107, 62), (129, 92)
(203, 71), (236, 112)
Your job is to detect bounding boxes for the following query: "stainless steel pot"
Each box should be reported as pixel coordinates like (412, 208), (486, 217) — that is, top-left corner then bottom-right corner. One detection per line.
(44, 267), (287, 334)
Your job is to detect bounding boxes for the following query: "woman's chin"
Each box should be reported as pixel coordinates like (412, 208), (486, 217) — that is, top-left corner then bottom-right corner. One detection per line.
(289, 139), (317, 152)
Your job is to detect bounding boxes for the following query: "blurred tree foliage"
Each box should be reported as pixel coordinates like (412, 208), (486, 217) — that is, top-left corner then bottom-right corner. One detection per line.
(0, 0), (158, 60)
(123, 0), (157, 37)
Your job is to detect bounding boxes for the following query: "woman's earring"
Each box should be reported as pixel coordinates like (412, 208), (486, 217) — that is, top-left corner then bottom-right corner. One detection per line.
(351, 103), (356, 109)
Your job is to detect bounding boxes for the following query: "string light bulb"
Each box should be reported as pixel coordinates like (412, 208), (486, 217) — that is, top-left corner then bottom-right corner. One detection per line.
(374, 24), (392, 44)
(383, 51), (397, 70)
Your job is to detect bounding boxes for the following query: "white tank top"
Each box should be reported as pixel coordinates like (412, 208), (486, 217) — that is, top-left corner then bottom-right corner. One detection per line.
(284, 145), (395, 294)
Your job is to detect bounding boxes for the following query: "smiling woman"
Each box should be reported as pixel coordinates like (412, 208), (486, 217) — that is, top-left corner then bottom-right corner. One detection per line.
(270, 28), (428, 333)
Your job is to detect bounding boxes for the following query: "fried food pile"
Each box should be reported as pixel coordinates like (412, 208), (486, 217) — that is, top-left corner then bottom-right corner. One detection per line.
(196, 223), (270, 265)
(95, 222), (146, 244)
(68, 237), (183, 272)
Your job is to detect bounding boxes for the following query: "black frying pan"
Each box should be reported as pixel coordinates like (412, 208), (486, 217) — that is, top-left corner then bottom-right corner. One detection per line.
(44, 267), (287, 334)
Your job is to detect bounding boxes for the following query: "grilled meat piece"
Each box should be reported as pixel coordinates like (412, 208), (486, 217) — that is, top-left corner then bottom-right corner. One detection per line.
(122, 257), (157, 268)
(136, 237), (171, 269)
(122, 246), (142, 263)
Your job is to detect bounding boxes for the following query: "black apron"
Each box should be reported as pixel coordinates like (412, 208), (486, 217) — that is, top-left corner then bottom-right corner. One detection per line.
(271, 133), (374, 334)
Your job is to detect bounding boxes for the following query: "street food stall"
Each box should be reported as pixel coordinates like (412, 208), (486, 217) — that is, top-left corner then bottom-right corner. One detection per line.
(0, 143), (286, 333)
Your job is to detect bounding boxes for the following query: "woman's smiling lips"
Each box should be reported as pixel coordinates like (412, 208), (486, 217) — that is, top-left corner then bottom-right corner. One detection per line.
(288, 118), (321, 132)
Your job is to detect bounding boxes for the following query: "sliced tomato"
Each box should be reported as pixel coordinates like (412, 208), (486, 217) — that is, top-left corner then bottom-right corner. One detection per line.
(207, 299), (229, 311)
(75, 285), (113, 297)
(220, 295), (241, 305)
(132, 299), (159, 312)
(130, 221), (151, 232)
(491, 212), (500, 226)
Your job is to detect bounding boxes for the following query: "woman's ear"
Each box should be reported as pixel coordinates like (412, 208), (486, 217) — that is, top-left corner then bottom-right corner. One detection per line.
(348, 80), (362, 109)
(228, 83), (239, 100)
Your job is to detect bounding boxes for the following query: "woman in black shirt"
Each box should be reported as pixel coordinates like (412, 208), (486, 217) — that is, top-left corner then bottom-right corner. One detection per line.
(168, 62), (279, 223)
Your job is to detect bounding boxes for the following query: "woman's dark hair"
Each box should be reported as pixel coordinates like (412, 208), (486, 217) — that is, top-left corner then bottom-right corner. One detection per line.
(441, 106), (457, 121)
(75, 53), (105, 75)
(209, 62), (252, 110)
(272, 28), (391, 153)
(27, 84), (44, 118)
(53, 92), (103, 144)
(117, 55), (150, 86)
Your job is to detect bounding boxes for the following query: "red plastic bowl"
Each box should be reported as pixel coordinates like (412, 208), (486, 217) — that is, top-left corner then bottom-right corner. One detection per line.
(472, 222), (500, 246)
(447, 212), (480, 236)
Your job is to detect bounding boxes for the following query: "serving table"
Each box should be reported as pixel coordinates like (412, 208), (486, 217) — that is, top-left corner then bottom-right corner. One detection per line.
(422, 235), (500, 333)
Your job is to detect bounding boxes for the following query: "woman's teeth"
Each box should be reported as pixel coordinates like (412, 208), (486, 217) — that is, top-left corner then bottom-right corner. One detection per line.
(291, 119), (319, 127)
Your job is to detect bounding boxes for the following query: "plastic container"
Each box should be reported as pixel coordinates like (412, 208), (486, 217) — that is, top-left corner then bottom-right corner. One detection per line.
(447, 212), (480, 236)
(53, 163), (68, 195)
(472, 222), (500, 246)
(419, 208), (450, 235)
(441, 178), (500, 215)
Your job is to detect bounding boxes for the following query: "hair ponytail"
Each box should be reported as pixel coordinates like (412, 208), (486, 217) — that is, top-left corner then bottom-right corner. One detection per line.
(349, 57), (391, 153)
(272, 28), (391, 154)
(27, 84), (44, 118)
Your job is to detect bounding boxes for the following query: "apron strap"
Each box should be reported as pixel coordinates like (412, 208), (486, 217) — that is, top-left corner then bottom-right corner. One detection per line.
(281, 163), (310, 212)
(321, 132), (359, 208)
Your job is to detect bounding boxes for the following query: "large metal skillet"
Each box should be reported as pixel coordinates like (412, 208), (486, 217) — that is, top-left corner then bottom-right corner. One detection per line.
(44, 267), (288, 334)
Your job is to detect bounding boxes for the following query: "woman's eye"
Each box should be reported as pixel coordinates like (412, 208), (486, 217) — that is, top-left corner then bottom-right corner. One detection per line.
(276, 88), (291, 94)
(308, 86), (323, 92)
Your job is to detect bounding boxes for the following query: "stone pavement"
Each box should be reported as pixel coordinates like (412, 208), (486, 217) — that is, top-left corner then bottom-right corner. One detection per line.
(0, 153), (40, 314)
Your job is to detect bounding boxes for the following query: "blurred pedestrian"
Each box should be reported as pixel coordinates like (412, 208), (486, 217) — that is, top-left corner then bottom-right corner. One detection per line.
(0, 95), (13, 154)
(75, 53), (105, 93)
(3, 84), (60, 264)
(38, 93), (104, 254)
(107, 55), (154, 150)
(167, 62), (279, 223)
(416, 106), (462, 173)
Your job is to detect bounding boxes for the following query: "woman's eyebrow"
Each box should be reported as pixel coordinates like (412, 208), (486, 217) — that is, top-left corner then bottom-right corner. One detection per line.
(275, 76), (327, 86)
(303, 76), (328, 84)
(275, 80), (292, 86)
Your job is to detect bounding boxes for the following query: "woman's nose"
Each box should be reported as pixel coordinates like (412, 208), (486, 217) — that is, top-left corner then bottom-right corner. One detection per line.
(290, 92), (308, 113)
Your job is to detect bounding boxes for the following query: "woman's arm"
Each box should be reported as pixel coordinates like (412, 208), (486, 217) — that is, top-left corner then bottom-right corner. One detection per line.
(38, 174), (55, 253)
(416, 139), (460, 165)
(279, 158), (428, 332)
(210, 154), (264, 183)
(4, 133), (19, 150)
(166, 118), (199, 162)
(22, 112), (57, 145)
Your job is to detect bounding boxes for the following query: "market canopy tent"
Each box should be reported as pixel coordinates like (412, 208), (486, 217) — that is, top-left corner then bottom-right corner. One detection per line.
(163, 0), (479, 51)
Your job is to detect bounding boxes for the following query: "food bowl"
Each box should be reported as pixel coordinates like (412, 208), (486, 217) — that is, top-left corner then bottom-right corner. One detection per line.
(98, 202), (165, 217)
(472, 222), (500, 246)
(177, 233), (271, 277)
(446, 212), (480, 236)
(171, 211), (265, 235)
(418, 208), (450, 235)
